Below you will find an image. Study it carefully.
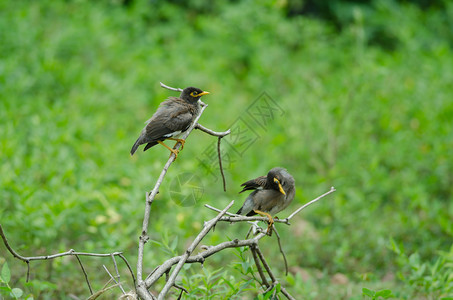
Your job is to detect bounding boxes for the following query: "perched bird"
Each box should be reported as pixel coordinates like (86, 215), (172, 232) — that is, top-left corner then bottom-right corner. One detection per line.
(130, 86), (210, 158)
(236, 167), (296, 235)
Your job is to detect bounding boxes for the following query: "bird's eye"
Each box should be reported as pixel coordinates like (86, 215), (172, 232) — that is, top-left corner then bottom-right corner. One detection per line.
(190, 91), (198, 97)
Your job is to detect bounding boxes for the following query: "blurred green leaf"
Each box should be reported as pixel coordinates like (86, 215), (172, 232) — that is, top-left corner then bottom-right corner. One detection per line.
(1, 263), (10, 284)
(374, 289), (394, 298)
(11, 288), (23, 298)
(362, 287), (375, 297)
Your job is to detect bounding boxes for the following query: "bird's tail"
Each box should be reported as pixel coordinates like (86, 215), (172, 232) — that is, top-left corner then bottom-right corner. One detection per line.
(236, 207), (243, 215)
(130, 138), (141, 156)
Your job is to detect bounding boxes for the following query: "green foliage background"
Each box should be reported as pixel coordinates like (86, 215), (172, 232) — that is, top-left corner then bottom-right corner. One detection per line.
(1, 0), (452, 299)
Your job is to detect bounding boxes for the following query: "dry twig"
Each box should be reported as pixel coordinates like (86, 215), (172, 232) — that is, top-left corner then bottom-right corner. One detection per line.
(136, 82), (231, 300)
(0, 223), (134, 296)
(195, 123), (231, 191)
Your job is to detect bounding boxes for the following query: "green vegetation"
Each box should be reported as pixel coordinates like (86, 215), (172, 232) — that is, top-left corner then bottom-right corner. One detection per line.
(1, 0), (452, 299)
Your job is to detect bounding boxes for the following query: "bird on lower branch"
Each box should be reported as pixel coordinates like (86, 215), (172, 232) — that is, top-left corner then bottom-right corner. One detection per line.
(130, 86), (210, 158)
(236, 167), (296, 235)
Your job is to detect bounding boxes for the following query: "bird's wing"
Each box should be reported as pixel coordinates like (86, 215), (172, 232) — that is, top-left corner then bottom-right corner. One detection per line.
(163, 107), (194, 132)
(142, 101), (194, 142)
(239, 175), (267, 193)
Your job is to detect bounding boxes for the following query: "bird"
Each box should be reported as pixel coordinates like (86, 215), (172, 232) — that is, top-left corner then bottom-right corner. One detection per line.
(236, 167), (296, 235)
(130, 86), (210, 158)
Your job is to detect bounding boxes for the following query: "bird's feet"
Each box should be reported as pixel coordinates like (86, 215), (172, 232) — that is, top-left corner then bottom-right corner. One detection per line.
(168, 138), (186, 150)
(169, 148), (179, 160)
(158, 141), (180, 160)
(253, 210), (274, 236)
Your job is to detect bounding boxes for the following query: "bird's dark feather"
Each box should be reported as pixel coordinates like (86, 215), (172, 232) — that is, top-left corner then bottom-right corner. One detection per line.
(132, 98), (199, 152)
(239, 176), (267, 193)
(143, 141), (158, 152)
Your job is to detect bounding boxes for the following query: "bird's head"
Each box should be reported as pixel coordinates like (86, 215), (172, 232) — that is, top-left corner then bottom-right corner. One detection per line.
(267, 167), (294, 196)
(180, 87), (210, 103)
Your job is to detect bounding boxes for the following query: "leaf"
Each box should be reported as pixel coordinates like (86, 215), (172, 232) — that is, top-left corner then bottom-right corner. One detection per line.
(362, 287), (375, 297)
(170, 235), (178, 251)
(375, 289), (395, 298)
(0, 286), (12, 292)
(11, 288), (23, 298)
(1, 263), (11, 283)
(275, 282), (281, 294)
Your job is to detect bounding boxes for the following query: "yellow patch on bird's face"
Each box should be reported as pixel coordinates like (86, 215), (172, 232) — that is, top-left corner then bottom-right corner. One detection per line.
(273, 177), (286, 195)
(190, 91), (210, 97)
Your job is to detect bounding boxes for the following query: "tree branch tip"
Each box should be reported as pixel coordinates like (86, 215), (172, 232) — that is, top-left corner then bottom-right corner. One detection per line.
(159, 82), (183, 92)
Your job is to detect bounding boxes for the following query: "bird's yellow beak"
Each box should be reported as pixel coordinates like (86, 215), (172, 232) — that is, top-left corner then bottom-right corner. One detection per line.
(274, 178), (286, 195)
(197, 91), (210, 97)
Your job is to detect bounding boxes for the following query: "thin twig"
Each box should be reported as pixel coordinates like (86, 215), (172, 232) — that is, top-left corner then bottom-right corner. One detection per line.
(145, 232), (267, 288)
(137, 83), (231, 299)
(1, 225), (125, 261)
(195, 123), (231, 192)
(87, 278), (119, 300)
(272, 226), (288, 276)
(159, 82), (183, 92)
(0, 224), (138, 297)
(165, 270), (188, 295)
(204, 204), (240, 217)
(26, 262), (30, 282)
(137, 96), (210, 283)
(255, 246), (295, 300)
(75, 254), (93, 295)
(103, 265), (126, 295)
(111, 254), (125, 294)
(217, 137), (227, 191)
(285, 187), (336, 221)
(207, 187), (336, 225)
(255, 246), (277, 283)
(118, 253), (136, 288)
(250, 245), (269, 287)
(158, 200), (235, 299)
(195, 123), (231, 137)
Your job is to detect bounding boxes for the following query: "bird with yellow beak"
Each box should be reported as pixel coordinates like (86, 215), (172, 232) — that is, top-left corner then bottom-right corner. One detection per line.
(236, 167), (296, 235)
(130, 86), (210, 158)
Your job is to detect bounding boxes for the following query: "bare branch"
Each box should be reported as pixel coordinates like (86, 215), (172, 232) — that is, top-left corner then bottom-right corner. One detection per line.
(87, 278), (120, 300)
(206, 187), (336, 226)
(159, 82), (183, 92)
(255, 246), (295, 300)
(118, 253), (136, 289)
(158, 200), (235, 299)
(218, 137), (227, 191)
(204, 204), (239, 216)
(165, 270), (188, 295)
(1, 225), (126, 262)
(1, 223), (137, 297)
(194, 124), (231, 191)
(255, 245), (277, 283)
(136, 284), (154, 300)
(145, 232), (266, 288)
(137, 100), (211, 282)
(103, 265), (126, 295)
(26, 261), (30, 282)
(285, 186), (336, 221)
(250, 245), (269, 287)
(195, 123), (231, 137)
(75, 254), (93, 295)
(272, 225), (288, 276)
(111, 254), (126, 295)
